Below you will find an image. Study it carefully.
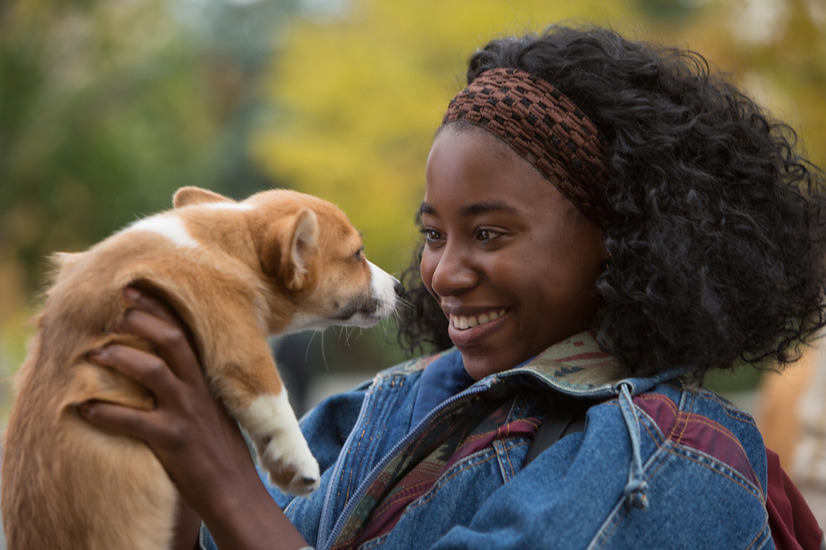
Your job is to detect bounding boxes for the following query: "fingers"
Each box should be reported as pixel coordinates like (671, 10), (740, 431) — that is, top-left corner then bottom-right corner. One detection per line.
(78, 399), (167, 445)
(120, 288), (203, 385)
(78, 397), (194, 454)
(123, 287), (181, 328)
(90, 344), (180, 404)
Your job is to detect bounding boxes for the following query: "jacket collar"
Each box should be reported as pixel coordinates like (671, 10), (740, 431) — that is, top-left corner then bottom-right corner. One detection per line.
(493, 330), (686, 399)
(388, 330), (686, 400)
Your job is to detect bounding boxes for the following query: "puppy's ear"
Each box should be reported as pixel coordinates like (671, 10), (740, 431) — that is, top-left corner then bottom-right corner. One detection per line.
(262, 209), (319, 291)
(173, 187), (233, 208)
(285, 209), (318, 291)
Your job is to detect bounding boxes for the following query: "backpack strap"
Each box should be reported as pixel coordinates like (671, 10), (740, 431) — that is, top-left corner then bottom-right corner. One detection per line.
(524, 397), (591, 467)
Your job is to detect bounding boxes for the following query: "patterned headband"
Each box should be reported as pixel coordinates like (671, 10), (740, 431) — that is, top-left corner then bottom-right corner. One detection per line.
(442, 67), (609, 223)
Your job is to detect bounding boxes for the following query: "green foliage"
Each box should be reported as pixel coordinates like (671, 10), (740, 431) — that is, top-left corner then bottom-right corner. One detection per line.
(0, 0), (224, 292)
(0, 0), (304, 295)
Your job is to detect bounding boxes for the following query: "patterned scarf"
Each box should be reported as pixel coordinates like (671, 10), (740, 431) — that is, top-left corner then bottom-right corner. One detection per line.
(331, 391), (540, 550)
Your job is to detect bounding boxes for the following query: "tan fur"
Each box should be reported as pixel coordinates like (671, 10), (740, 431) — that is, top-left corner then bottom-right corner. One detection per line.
(1, 187), (400, 549)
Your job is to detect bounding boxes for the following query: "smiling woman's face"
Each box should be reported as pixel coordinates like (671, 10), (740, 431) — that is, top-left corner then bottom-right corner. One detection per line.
(420, 125), (605, 380)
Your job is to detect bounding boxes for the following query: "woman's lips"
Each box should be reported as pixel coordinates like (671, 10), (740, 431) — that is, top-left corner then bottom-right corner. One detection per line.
(449, 309), (507, 330)
(447, 309), (508, 347)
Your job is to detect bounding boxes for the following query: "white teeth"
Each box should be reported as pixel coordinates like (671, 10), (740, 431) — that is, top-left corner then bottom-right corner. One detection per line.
(451, 310), (505, 330)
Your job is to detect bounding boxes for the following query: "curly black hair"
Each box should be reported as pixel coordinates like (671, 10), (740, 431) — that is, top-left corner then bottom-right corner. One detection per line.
(397, 24), (826, 379)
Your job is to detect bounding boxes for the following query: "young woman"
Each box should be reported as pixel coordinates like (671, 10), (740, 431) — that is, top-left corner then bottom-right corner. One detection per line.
(81, 24), (826, 549)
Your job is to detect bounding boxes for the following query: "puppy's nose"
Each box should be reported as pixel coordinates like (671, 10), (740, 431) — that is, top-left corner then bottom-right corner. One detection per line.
(393, 279), (405, 297)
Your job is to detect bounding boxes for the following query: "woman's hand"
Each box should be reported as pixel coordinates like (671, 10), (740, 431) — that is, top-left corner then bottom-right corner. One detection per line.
(79, 287), (308, 550)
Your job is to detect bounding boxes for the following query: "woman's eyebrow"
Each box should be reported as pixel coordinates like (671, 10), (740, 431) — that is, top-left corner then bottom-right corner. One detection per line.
(419, 201), (435, 216)
(462, 200), (518, 216)
(418, 200), (518, 217)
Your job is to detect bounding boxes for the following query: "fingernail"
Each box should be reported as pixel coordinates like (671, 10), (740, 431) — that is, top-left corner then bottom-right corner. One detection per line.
(88, 348), (108, 364)
(124, 287), (141, 303)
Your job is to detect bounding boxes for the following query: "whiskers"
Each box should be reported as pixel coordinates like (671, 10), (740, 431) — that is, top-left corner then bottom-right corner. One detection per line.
(394, 295), (416, 312)
(333, 325), (364, 348)
(303, 330), (329, 372)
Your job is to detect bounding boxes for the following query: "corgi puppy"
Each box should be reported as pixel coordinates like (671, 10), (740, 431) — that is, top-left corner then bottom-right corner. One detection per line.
(1, 186), (403, 550)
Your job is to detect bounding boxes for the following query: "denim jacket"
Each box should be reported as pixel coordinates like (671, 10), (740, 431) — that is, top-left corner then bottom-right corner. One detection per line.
(201, 331), (772, 549)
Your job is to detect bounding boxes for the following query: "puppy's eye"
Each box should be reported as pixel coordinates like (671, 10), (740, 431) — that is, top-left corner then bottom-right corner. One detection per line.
(353, 247), (365, 262)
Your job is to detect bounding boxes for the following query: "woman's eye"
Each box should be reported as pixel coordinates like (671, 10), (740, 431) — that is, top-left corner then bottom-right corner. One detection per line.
(476, 228), (502, 242)
(420, 227), (443, 242)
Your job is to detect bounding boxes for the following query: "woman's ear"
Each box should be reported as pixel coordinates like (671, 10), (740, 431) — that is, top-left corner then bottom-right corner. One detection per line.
(173, 186), (233, 208)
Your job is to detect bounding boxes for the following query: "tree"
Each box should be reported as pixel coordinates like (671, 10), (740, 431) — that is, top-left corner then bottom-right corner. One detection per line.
(1, 0), (212, 293)
(0, 0), (301, 294)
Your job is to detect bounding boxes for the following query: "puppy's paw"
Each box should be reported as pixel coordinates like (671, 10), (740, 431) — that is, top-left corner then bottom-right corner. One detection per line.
(258, 434), (320, 496)
(239, 393), (320, 496)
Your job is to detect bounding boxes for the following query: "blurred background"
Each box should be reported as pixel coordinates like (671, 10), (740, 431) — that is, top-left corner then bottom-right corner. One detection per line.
(1, 0), (826, 536)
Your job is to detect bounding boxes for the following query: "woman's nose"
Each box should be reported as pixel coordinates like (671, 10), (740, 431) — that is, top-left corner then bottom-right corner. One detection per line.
(429, 244), (478, 296)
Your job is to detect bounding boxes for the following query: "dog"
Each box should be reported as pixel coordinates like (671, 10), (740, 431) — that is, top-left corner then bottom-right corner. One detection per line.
(1, 186), (403, 549)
